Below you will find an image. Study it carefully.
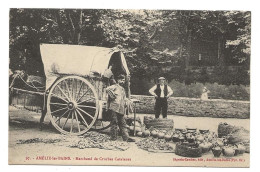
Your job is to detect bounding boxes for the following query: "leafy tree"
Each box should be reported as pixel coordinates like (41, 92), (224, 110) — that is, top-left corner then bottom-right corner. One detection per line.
(9, 9), (250, 87)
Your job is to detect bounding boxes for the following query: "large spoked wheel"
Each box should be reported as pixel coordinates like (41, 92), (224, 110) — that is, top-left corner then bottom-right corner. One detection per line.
(47, 76), (99, 135)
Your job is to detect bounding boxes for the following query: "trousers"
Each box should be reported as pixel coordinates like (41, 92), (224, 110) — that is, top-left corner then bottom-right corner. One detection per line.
(110, 111), (129, 141)
(155, 97), (168, 118)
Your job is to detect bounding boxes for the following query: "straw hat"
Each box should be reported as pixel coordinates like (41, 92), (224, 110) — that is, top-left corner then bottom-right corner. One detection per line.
(158, 77), (166, 80)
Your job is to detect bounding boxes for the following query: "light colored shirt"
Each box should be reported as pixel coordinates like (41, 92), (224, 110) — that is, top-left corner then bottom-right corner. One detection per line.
(149, 85), (173, 98)
(106, 84), (126, 115)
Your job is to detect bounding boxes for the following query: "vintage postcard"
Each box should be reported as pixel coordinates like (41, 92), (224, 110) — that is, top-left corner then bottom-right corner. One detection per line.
(9, 8), (250, 167)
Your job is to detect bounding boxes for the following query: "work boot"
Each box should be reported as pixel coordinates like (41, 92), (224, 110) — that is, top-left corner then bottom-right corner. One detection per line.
(126, 137), (135, 142)
(110, 137), (117, 141)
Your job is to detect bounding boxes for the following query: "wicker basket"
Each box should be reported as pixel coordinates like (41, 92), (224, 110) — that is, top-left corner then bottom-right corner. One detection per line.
(218, 122), (250, 153)
(218, 122), (240, 138)
(144, 116), (174, 130)
(175, 143), (202, 157)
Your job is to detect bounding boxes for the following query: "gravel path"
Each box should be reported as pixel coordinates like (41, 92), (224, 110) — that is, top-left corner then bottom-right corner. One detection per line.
(8, 106), (250, 167)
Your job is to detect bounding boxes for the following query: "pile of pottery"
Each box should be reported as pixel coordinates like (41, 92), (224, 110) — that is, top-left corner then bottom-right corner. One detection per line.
(69, 131), (129, 151)
(135, 124), (247, 157)
(173, 129), (216, 149)
(211, 141), (246, 157)
(172, 128), (247, 157)
(131, 125), (174, 141)
(173, 128), (216, 157)
(136, 137), (174, 152)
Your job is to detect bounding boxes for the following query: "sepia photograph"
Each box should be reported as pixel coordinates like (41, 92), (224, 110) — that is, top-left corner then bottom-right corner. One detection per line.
(8, 8), (250, 167)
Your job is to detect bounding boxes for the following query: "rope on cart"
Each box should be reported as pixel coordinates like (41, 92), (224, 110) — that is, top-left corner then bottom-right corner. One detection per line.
(12, 74), (46, 92)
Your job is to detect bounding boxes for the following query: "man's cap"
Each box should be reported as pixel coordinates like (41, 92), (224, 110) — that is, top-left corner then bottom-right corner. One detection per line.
(158, 77), (166, 80)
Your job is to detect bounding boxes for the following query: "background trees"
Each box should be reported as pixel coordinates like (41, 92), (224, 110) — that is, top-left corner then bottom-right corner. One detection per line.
(9, 9), (251, 97)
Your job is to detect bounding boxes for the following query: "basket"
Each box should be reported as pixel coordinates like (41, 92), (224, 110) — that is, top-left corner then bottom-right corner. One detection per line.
(218, 122), (250, 153)
(218, 122), (240, 138)
(175, 143), (202, 157)
(144, 116), (174, 130)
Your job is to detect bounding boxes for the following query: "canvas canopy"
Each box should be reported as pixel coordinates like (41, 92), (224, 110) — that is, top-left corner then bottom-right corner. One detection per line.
(40, 44), (130, 90)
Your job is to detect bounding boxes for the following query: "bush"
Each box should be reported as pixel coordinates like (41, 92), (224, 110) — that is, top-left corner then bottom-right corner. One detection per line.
(131, 79), (250, 101)
(130, 76), (249, 101)
(169, 81), (249, 100)
(168, 80), (204, 98)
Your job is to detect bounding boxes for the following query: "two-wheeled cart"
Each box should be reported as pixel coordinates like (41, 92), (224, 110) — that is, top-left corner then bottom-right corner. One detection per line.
(10, 44), (133, 135)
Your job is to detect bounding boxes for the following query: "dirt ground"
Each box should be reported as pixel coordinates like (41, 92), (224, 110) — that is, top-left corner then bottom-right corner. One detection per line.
(8, 106), (250, 167)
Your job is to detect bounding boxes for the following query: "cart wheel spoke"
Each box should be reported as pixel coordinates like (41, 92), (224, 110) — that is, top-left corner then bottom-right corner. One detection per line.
(57, 85), (70, 101)
(64, 80), (73, 101)
(77, 107), (94, 119)
(51, 93), (69, 103)
(70, 111), (74, 133)
(72, 78), (76, 100)
(74, 110), (81, 132)
(62, 111), (71, 129)
(55, 109), (70, 123)
(77, 105), (97, 109)
(77, 97), (95, 105)
(76, 80), (84, 101)
(76, 88), (91, 102)
(51, 107), (68, 115)
(50, 103), (63, 109)
(50, 102), (67, 106)
(75, 109), (89, 127)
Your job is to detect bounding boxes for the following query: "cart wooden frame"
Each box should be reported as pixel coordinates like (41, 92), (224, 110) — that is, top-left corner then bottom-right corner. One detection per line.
(10, 44), (131, 136)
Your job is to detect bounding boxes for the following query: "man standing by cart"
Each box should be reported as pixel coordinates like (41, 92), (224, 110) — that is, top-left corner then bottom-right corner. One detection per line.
(149, 77), (173, 119)
(106, 74), (135, 142)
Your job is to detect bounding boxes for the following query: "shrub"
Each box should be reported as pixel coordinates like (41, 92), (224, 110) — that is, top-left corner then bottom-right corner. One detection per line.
(131, 79), (250, 101)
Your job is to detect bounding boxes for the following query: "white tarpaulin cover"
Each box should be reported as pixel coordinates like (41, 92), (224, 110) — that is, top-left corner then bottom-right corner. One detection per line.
(40, 44), (130, 90)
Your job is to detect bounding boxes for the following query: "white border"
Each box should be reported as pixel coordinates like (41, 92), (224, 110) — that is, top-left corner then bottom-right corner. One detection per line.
(1, 0), (260, 172)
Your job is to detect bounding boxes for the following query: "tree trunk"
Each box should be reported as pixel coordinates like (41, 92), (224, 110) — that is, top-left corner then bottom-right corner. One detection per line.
(77, 10), (83, 44)
(217, 34), (225, 66)
(179, 43), (183, 58)
(55, 11), (70, 43)
(185, 30), (192, 69)
(65, 10), (76, 43)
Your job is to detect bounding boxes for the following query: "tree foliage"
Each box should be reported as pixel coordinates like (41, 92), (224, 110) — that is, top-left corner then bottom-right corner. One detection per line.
(9, 9), (250, 85)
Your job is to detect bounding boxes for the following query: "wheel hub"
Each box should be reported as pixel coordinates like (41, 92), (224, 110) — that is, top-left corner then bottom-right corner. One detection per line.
(68, 101), (77, 110)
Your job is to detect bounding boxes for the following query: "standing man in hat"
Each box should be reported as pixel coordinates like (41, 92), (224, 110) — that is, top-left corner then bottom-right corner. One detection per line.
(149, 77), (173, 119)
(106, 74), (135, 142)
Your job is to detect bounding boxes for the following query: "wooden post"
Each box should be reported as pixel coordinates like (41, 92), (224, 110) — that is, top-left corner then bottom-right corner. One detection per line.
(217, 37), (221, 60)
(133, 102), (136, 136)
(16, 94), (18, 105)
(24, 94), (26, 108)
(131, 99), (140, 136)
